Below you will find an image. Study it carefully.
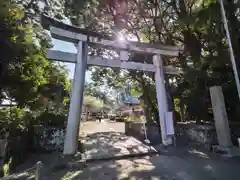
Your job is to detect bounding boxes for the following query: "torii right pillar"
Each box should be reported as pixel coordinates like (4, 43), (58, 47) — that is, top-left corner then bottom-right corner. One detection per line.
(153, 55), (173, 145)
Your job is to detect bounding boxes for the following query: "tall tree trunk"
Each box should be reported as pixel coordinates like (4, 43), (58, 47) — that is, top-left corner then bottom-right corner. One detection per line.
(141, 84), (153, 122)
(179, 98), (185, 122)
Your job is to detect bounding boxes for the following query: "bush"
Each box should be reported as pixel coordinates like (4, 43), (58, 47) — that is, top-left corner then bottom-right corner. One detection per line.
(0, 107), (36, 173)
(0, 108), (24, 134)
(0, 108), (67, 174)
(36, 111), (67, 127)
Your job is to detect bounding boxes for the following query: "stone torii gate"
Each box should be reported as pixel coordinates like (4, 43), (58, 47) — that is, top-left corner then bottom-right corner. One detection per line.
(41, 15), (183, 155)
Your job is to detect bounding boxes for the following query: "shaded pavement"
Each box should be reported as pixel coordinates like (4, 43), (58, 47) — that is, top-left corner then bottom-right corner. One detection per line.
(79, 120), (157, 160)
(49, 150), (240, 180)
(13, 120), (240, 179)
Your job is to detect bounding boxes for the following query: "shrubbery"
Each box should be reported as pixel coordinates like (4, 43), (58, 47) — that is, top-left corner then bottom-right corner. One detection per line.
(0, 0), (70, 176)
(36, 111), (67, 127)
(0, 108), (33, 136)
(0, 107), (67, 174)
(0, 108), (32, 173)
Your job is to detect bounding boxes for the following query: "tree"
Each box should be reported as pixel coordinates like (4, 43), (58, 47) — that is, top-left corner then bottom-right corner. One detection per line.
(0, 0), (48, 106)
(42, 0), (240, 123)
(83, 95), (103, 112)
(82, 95), (111, 120)
(0, 0), (70, 113)
(84, 81), (117, 107)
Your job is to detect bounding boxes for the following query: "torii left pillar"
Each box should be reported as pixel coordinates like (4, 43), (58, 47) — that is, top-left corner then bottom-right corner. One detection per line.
(63, 41), (88, 155)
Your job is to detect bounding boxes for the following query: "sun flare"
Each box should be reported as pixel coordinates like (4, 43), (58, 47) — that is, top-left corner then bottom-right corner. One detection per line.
(118, 33), (125, 42)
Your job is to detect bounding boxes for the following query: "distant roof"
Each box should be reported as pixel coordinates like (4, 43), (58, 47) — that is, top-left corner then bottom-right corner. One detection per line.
(122, 95), (140, 105)
(115, 104), (142, 111)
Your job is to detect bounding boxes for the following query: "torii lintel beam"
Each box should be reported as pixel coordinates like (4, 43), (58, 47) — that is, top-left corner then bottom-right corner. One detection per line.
(48, 50), (182, 75)
(41, 15), (184, 56)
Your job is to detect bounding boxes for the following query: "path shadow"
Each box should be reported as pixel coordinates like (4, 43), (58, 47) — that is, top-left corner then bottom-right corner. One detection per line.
(44, 147), (240, 180)
(13, 140), (240, 180)
(12, 120), (240, 180)
(81, 131), (156, 160)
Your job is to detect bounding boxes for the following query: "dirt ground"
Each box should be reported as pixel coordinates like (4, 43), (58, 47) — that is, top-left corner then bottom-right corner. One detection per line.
(15, 147), (240, 180)
(12, 120), (240, 180)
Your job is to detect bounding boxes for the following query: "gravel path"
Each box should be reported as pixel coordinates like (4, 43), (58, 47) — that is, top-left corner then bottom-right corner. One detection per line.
(79, 120), (125, 135)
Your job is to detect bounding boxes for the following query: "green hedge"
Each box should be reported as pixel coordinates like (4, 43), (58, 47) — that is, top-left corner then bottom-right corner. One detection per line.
(36, 111), (67, 127)
(0, 108), (67, 175)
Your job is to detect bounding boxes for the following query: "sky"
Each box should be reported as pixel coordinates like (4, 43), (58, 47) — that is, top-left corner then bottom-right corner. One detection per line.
(47, 12), (92, 82)
(51, 39), (120, 99)
(51, 38), (92, 82)
(50, 39), (121, 101)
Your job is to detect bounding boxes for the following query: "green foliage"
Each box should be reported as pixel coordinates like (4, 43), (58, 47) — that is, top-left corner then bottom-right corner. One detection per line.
(3, 157), (11, 177)
(0, 0), (70, 113)
(0, 0), (71, 137)
(84, 82), (115, 107)
(83, 95), (105, 112)
(63, 0), (240, 123)
(174, 99), (180, 113)
(0, 108), (30, 133)
(36, 111), (67, 127)
(0, 0), (73, 174)
(0, 0), (47, 105)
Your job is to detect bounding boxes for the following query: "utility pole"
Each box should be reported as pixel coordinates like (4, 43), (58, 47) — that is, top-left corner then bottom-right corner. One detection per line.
(219, 0), (240, 100)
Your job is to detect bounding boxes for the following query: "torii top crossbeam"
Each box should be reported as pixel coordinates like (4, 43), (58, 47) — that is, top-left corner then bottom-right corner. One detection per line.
(40, 15), (183, 56)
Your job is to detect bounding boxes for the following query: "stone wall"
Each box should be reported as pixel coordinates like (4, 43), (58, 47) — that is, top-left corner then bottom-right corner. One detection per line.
(176, 123), (218, 149)
(126, 121), (240, 148)
(176, 123), (240, 148)
(33, 125), (65, 151)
